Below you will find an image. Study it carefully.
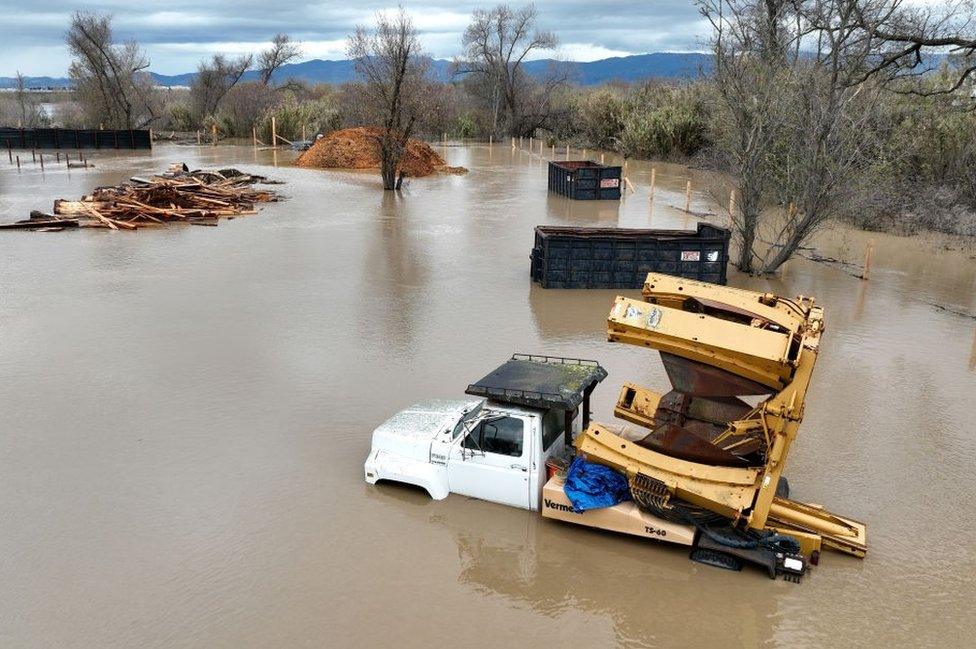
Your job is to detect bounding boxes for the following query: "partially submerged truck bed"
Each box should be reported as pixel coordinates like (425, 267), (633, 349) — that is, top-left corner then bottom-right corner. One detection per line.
(541, 475), (695, 546)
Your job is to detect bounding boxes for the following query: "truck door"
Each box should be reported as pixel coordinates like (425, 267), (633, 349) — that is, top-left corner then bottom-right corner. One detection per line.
(447, 414), (533, 509)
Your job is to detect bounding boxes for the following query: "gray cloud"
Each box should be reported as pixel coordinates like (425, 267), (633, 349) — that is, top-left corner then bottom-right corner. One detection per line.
(1, 1), (709, 76)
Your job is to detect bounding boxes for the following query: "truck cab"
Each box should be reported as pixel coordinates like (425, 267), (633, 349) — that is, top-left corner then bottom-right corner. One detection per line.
(364, 355), (607, 510)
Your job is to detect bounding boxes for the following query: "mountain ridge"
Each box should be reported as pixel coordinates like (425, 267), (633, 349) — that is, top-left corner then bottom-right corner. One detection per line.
(0, 52), (712, 89)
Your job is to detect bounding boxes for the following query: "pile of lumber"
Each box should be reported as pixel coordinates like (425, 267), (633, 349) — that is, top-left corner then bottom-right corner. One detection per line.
(0, 163), (281, 231)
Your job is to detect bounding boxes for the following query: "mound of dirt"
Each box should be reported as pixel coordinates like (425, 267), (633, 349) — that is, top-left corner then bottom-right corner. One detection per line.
(295, 127), (467, 177)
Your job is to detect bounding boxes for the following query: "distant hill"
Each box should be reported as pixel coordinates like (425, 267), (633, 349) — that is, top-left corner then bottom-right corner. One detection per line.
(0, 52), (713, 90)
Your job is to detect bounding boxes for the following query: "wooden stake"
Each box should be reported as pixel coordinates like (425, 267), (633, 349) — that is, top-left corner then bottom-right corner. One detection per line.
(551, 144), (555, 157)
(32, 149), (36, 163)
(728, 189), (736, 228)
(271, 116), (278, 148)
(862, 241), (874, 281)
(600, 153), (605, 164)
(489, 134), (493, 146)
(39, 153), (43, 170)
(302, 123), (307, 141)
(684, 180), (692, 212)
(16, 155), (20, 169)
(583, 148), (587, 159)
(211, 123), (217, 146)
(252, 127), (258, 148)
(7, 142), (11, 164)
(56, 152), (61, 162)
(529, 136), (533, 150)
(566, 144), (570, 159)
(650, 168), (656, 197)
(197, 130), (201, 145)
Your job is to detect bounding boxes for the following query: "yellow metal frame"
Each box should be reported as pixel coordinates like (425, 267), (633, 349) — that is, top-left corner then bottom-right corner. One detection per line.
(577, 273), (867, 558)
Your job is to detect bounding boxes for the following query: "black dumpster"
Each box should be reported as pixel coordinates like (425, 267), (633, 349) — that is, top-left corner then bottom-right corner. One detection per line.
(548, 160), (622, 200)
(530, 223), (730, 288)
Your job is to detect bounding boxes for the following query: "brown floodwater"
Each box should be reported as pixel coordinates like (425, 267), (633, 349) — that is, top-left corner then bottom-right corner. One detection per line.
(1, 142), (975, 648)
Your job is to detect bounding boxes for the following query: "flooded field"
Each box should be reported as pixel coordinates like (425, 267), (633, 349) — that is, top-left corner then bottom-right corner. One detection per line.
(1, 142), (974, 648)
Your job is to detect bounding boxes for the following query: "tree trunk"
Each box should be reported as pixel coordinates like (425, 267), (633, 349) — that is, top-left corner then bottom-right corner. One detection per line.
(737, 218), (756, 273)
(381, 158), (397, 190)
(761, 235), (801, 274)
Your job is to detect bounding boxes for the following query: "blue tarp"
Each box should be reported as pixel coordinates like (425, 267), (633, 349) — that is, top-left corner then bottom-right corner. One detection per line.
(563, 457), (631, 513)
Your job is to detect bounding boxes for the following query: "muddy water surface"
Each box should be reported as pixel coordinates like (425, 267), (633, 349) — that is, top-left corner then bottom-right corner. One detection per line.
(1, 143), (974, 648)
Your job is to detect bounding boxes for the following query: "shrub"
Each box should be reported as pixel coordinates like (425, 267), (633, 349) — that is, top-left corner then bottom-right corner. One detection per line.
(258, 96), (341, 142)
(570, 87), (625, 149)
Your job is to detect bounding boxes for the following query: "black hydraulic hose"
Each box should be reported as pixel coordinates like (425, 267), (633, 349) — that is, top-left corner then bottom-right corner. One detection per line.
(651, 499), (802, 554)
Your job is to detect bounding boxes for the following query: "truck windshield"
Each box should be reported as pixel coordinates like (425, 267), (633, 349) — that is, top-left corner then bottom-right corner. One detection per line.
(451, 406), (483, 439)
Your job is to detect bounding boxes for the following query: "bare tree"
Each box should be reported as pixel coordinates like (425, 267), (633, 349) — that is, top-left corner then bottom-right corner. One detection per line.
(348, 9), (431, 190)
(699, 0), (797, 272)
(189, 54), (253, 124)
(13, 72), (46, 127)
(258, 34), (302, 86)
(823, 0), (976, 101)
(66, 11), (158, 129)
(457, 4), (562, 136)
(700, 0), (901, 274)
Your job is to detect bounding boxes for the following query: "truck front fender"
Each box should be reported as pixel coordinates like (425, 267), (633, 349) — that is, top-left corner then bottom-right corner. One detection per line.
(364, 449), (449, 500)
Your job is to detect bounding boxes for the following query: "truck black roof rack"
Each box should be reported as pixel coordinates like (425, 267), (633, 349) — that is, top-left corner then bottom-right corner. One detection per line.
(465, 354), (608, 411)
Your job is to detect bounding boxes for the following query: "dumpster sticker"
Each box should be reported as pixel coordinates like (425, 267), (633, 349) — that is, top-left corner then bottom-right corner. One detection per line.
(681, 251), (701, 262)
(600, 178), (620, 189)
(706, 250), (720, 262)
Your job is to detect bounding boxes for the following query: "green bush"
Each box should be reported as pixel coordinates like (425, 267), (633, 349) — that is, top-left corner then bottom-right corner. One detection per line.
(571, 87), (625, 149)
(454, 112), (480, 139)
(619, 84), (710, 159)
(168, 102), (195, 132)
(258, 97), (341, 142)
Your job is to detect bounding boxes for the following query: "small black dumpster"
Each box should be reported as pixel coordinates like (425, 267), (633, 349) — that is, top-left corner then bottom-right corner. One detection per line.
(530, 223), (730, 288)
(548, 160), (622, 200)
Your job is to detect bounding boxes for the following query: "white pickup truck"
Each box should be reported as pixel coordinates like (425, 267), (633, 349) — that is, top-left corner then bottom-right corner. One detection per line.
(364, 355), (697, 551)
(363, 354), (807, 581)
(363, 354), (604, 510)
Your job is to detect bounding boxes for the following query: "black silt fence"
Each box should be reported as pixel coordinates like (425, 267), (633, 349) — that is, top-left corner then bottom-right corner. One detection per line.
(0, 128), (151, 150)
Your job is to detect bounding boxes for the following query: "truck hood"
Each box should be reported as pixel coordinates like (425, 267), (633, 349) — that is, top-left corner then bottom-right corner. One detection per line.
(370, 398), (485, 462)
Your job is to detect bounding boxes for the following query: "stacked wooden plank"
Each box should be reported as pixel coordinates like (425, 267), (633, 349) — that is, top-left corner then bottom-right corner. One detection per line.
(0, 164), (281, 231)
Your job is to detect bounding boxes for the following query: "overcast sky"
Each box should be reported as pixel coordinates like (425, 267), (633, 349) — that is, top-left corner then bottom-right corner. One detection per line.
(0, 1), (711, 77)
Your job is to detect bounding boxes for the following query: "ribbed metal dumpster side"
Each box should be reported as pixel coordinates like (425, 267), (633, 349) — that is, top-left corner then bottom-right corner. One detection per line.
(530, 223), (730, 288)
(548, 161), (622, 200)
(0, 128), (152, 150)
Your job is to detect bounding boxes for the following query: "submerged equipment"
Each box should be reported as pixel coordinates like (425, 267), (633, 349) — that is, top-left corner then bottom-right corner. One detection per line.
(575, 273), (866, 578)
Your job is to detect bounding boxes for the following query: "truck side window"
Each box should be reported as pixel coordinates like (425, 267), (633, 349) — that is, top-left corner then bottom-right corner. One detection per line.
(542, 409), (565, 451)
(463, 417), (524, 457)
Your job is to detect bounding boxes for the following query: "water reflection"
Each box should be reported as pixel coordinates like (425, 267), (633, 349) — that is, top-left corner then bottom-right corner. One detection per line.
(368, 482), (776, 649)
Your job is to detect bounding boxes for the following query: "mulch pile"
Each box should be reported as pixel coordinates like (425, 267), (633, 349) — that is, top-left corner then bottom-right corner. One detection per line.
(0, 163), (281, 231)
(295, 127), (467, 177)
